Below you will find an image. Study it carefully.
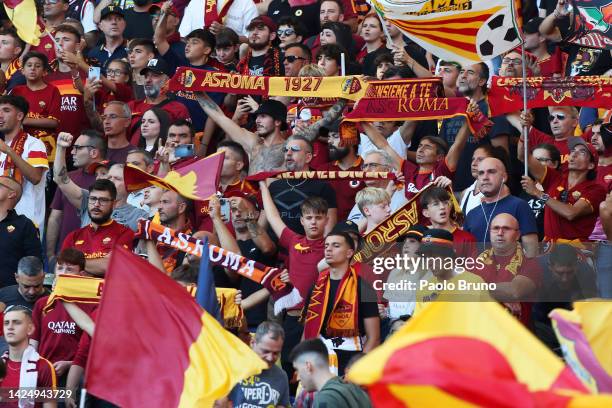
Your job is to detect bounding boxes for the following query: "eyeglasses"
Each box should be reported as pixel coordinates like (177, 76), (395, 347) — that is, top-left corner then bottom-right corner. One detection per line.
(277, 28), (296, 37)
(88, 196), (113, 205)
(284, 55), (307, 63)
(361, 162), (386, 170)
(548, 113), (567, 122)
(107, 69), (127, 77)
(72, 144), (94, 151)
(283, 145), (302, 153)
(102, 114), (128, 121)
(501, 58), (522, 66)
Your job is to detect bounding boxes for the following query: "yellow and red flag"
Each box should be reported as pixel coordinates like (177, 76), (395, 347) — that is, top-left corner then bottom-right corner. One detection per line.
(86, 246), (267, 407)
(550, 302), (612, 393)
(123, 151), (224, 201)
(4, 0), (42, 46)
(347, 302), (612, 407)
(370, 0), (522, 65)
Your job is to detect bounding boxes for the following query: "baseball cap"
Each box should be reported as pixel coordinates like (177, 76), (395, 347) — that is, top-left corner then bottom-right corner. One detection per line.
(568, 137), (599, 166)
(524, 17), (544, 35)
(397, 224), (427, 242)
(247, 16), (278, 32)
(87, 160), (113, 175)
(419, 228), (455, 257)
(330, 220), (359, 235)
(253, 100), (288, 130)
(100, 5), (125, 20)
(140, 58), (172, 76)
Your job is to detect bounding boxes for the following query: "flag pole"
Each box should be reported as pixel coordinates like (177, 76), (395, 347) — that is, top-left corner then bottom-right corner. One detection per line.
(79, 388), (87, 408)
(520, 42), (528, 177)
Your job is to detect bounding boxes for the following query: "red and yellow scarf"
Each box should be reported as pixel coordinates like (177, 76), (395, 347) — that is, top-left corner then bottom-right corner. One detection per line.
(2, 131), (29, 184)
(303, 266), (359, 339)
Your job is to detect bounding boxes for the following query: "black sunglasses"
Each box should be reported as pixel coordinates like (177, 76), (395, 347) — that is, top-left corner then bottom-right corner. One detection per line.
(284, 55), (306, 63)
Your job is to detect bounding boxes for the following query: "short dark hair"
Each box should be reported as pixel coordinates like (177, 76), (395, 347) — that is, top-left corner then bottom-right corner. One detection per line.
(549, 244), (579, 267)
(382, 65), (416, 79)
(320, 0), (344, 13)
(217, 140), (248, 167)
(284, 42), (312, 62)
(289, 338), (328, 364)
(81, 129), (107, 158)
(421, 135), (449, 155)
(17, 256), (43, 277)
(57, 248), (86, 271)
(420, 186), (451, 208)
(0, 28), (25, 53)
(278, 16), (307, 37)
(316, 43), (347, 66)
(186, 29), (216, 49)
(169, 119), (195, 140)
(171, 263), (199, 284)
(534, 143), (562, 170)
(128, 38), (156, 54)
(89, 178), (117, 201)
(21, 51), (50, 71)
(476, 62), (489, 93)
(373, 52), (394, 68)
(127, 148), (154, 167)
(254, 321), (285, 343)
(0, 95), (29, 117)
(55, 23), (82, 43)
(301, 196), (328, 215)
(326, 231), (356, 252)
(215, 27), (240, 48)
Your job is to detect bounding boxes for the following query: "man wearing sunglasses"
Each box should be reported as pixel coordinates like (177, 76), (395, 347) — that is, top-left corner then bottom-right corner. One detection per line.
(522, 137), (606, 242)
(61, 178), (134, 276)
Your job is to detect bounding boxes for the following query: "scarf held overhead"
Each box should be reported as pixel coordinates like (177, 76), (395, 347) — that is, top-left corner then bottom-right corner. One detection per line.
(136, 219), (302, 313)
(246, 170), (397, 182)
(43, 274), (103, 314)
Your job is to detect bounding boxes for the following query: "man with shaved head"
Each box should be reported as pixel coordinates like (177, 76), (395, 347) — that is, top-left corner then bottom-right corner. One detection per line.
(464, 158), (538, 257)
(0, 176), (42, 287)
(475, 213), (543, 325)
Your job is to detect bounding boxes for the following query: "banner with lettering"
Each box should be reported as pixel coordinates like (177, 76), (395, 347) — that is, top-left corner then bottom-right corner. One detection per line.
(246, 170), (398, 182)
(488, 75), (612, 116)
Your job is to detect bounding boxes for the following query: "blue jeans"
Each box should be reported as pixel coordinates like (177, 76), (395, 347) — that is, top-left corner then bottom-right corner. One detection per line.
(596, 242), (612, 298)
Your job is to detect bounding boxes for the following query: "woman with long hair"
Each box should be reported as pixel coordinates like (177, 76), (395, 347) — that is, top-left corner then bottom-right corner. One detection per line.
(139, 107), (171, 156)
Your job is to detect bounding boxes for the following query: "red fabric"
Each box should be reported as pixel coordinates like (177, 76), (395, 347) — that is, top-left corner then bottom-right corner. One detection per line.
(538, 47), (565, 77)
(0, 358), (56, 407)
(527, 128), (589, 171)
(451, 227), (477, 258)
(279, 227), (325, 309)
(85, 247), (203, 407)
(61, 220), (135, 258)
(72, 309), (96, 368)
(94, 82), (135, 113)
(541, 168), (607, 240)
(315, 157), (366, 220)
(46, 70), (91, 138)
(195, 178), (258, 231)
(11, 84), (62, 160)
(31, 34), (57, 62)
(32, 296), (97, 363)
(402, 158), (455, 201)
(128, 99), (191, 145)
(596, 163), (612, 192)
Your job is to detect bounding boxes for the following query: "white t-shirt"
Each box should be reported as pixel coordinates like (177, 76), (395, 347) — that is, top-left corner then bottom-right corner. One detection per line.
(359, 128), (408, 161)
(81, 0), (96, 33)
(460, 181), (484, 215)
(0, 134), (49, 236)
(179, 0), (259, 38)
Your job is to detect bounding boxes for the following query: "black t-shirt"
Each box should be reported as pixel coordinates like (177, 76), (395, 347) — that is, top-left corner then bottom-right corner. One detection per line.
(122, 9), (154, 40)
(362, 47), (390, 77)
(237, 239), (278, 328)
(519, 191), (546, 241)
(319, 276), (379, 338)
(248, 54), (266, 76)
(267, 0), (321, 38)
(0, 285), (49, 309)
(269, 179), (337, 235)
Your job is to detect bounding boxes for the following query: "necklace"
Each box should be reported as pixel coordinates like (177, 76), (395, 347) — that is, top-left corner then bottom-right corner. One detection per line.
(286, 179), (306, 191)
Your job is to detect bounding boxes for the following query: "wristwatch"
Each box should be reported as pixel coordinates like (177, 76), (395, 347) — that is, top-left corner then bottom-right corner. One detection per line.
(541, 193), (550, 204)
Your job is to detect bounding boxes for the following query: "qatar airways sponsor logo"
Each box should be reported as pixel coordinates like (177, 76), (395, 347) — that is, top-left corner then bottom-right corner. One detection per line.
(47, 321), (76, 335)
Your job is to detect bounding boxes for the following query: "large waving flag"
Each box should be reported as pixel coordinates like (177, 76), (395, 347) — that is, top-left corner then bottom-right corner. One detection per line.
(550, 302), (612, 393)
(4, 0), (41, 45)
(370, 0), (522, 65)
(567, 0), (611, 49)
(86, 246), (267, 407)
(123, 151), (224, 201)
(347, 302), (612, 407)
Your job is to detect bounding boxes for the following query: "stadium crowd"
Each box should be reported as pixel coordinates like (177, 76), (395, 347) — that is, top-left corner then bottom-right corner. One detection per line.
(0, 0), (610, 406)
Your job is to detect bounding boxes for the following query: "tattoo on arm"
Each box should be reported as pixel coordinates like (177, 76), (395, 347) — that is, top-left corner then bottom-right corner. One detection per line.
(196, 95), (221, 112)
(247, 220), (260, 237)
(293, 99), (347, 142)
(58, 166), (70, 184)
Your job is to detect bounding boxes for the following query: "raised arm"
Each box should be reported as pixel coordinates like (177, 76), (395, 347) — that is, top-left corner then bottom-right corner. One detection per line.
(53, 132), (84, 209)
(490, 275), (536, 302)
(153, 1), (173, 56)
(259, 180), (288, 239)
(62, 301), (95, 337)
(361, 121), (403, 169)
(540, 0), (568, 42)
(196, 92), (258, 152)
(446, 120), (470, 171)
(292, 99), (347, 142)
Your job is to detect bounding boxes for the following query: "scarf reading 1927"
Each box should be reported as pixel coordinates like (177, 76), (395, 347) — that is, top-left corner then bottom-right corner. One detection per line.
(136, 219), (302, 314)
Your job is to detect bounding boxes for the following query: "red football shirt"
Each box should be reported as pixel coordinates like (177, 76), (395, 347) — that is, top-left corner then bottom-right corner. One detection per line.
(32, 297), (98, 364)
(69, 310), (96, 369)
(95, 82), (135, 113)
(596, 163), (612, 192)
(452, 227), (477, 258)
(61, 219), (135, 259)
(402, 158), (455, 201)
(540, 167), (607, 240)
(279, 227), (325, 309)
(11, 84), (62, 161)
(527, 128), (587, 171)
(128, 99), (191, 145)
(46, 70), (90, 138)
(0, 358), (56, 407)
(315, 157), (366, 221)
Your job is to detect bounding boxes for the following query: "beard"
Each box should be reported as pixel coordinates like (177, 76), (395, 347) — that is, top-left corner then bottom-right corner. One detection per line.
(89, 208), (112, 225)
(248, 37), (269, 51)
(144, 84), (161, 99)
(329, 146), (349, 161)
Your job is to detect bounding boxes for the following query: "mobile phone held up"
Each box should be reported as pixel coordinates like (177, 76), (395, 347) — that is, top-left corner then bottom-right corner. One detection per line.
(219, 198), (231, 220)
(174, 144), (195, 158)
(88, 66), (101, 81)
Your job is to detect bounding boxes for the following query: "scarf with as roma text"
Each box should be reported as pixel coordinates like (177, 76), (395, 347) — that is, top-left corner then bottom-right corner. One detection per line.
(303, 266), (359, 339)
(135, 219), (302, 314)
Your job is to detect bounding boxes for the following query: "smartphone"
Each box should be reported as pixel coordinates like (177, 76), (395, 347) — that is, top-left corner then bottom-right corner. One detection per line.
(219, 198), (231, 220)
(174, 144), (194, 158)
(88, 66), (101, 81)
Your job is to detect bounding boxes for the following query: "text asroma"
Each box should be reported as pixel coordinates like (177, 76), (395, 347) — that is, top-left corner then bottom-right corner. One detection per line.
(372, 254), (486, 275)
(373, 279), (497, 292)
